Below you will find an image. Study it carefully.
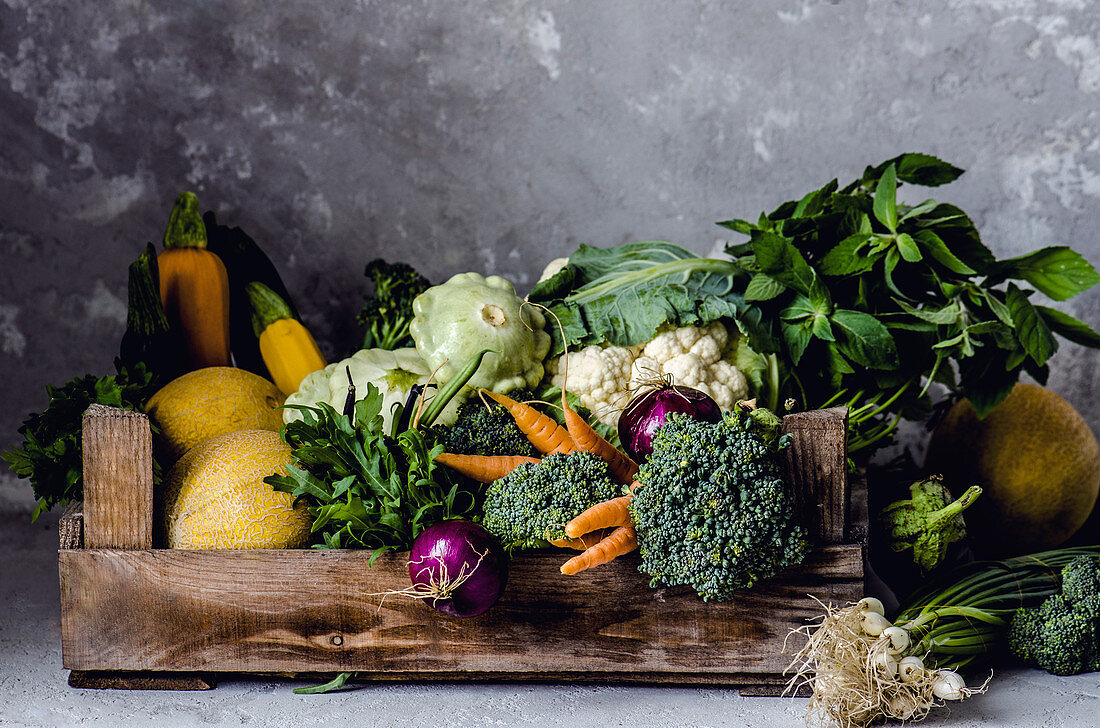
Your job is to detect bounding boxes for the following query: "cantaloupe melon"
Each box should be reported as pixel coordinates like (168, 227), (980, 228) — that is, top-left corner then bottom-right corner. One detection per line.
(926, 383), (1100, 558)
(145, 367), (284, 459)
(162, 429), (311, 549)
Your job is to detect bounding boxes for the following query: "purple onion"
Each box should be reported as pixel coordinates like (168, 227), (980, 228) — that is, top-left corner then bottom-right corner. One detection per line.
(617, 380), (722, 461)
(408, 520), (508, 618)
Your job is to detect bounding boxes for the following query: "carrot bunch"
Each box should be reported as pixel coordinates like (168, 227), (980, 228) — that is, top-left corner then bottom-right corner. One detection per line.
(432, 387), (642, 575)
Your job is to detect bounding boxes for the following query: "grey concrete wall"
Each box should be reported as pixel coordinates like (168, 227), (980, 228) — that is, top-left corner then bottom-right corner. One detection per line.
(2, 0), (1100, 509)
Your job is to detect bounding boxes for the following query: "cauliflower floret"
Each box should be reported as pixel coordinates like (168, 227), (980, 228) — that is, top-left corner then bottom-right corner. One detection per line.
(548, 344), (640, 427)
(546, 321), (755, 428)
(537, 257), (571, 284)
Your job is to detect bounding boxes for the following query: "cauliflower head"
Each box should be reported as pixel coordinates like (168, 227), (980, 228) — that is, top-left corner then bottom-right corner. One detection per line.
(547, 321), (753, 427)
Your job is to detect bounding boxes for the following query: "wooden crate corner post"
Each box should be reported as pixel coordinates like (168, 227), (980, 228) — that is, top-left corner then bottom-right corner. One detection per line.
(63, 404), (212, 689)
(81, 403), (155, 549)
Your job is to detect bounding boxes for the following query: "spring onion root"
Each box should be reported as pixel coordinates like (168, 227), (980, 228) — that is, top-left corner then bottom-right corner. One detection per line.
(785, 598), (987, 727)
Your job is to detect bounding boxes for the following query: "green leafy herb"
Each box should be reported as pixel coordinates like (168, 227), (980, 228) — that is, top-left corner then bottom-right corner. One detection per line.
(533, 153), (1100, 457)
(3, 364), (160, 521)
(719, 153), (1100, 451)
(356, 258), (431, 350)
(266, 384), (479, 560)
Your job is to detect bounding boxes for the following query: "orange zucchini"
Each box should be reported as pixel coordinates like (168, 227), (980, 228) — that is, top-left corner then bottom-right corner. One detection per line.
(247, 281), (327, 395)
(158, 192), (232, 369)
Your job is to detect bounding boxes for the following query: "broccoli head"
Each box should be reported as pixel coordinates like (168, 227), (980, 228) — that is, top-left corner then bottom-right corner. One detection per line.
(629, 408), (809, 601)
(439, 390), (539, 458)
(357, 258), (431, 350)
(1008, 555), (1100, 675)
(878, 477), (982, 573)
(481, 451), (620, 553)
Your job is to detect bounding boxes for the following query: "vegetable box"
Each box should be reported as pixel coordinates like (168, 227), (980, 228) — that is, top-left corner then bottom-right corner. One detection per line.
(58, 404), (864, 693)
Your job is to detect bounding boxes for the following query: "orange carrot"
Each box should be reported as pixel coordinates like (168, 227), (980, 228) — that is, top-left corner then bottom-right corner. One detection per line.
(560, 525), (638, 575)
(433, 452), (541, 483)
(561, 397), (639, 484)
(565, 495), (633, 538)
(547, 527), (614, 550)
(481, 389), (575, 454)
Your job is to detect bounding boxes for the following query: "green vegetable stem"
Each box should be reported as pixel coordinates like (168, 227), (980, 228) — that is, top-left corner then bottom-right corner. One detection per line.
(894, 545), (1100, 671)
(879, 477), (982, 573)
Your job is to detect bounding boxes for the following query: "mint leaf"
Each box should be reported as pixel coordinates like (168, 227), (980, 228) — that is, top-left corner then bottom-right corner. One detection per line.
(744, 273), (786, 301)
(831, 309), (899, 369)
(1006, 283), (1056, 365)
(753, 232), (816, 294)
(873, 163), (899, 231)
(782, 321), (812, 365)
(819, 233), (876, 276)
(896, 233), (922, 262)
(1036, 305), (1100, 348)
(892, 298), (963, 325)
(889, 153), (965, 187)
(991, 246), (1100, 301)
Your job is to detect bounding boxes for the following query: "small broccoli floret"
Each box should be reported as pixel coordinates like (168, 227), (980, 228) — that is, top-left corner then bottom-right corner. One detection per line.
(357, 259), (431, 350)
(439, 390), (539, 458)
(629, 409), (809, 601)
(878, 477), (982, 573)
(481, 451), (620, 553)
(1008, 555), (1100, 675)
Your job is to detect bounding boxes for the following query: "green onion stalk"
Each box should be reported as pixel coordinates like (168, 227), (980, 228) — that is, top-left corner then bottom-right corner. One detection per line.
(893, 546), (1100, 671)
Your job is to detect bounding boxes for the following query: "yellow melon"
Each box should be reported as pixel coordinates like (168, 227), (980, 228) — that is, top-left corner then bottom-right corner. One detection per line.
(162, 429), (311, 549)
(926, 382), (1100, 558)
(145, 367), (285, 459)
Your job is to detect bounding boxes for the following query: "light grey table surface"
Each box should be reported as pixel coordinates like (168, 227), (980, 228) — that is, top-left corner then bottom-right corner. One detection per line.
(2, 496), (1098, 728)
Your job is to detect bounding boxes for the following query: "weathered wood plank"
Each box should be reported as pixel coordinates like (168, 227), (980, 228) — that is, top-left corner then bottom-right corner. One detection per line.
(60, 546), (862, 677)
(82, 405), (154, 549)
(59, 500), (84, 550)
(781, 407), (849, 544)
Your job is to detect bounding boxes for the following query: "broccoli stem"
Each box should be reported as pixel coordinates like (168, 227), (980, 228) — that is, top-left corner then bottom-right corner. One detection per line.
(926, 485), (983, 530)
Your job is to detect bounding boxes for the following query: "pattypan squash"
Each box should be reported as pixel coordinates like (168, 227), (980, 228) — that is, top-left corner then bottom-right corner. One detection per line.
(410, 272), (550, 393)
(282, 347), (461, 431)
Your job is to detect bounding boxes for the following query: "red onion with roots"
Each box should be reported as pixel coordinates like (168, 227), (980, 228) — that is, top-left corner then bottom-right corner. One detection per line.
(617, 377), (722, 461)
(405, 520), (508, 618)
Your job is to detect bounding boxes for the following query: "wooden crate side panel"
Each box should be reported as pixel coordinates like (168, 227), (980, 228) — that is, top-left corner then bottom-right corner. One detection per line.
(60, 547), (862, 676)
(781, 407), (849, 544)
(81, 404), (154, 549)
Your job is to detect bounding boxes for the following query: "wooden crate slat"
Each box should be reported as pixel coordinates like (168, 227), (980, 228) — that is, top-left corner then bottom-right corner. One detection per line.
(60, 546), (862, 677)
(81, 404), (154, 549)
(781, 407), (849, 544)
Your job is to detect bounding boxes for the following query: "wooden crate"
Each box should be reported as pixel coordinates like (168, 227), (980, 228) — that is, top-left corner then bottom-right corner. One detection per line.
(58, 404), (864, 692)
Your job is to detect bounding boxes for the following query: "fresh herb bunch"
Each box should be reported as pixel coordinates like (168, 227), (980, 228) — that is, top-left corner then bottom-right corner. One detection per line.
(266, 384), (479, 560)
(720, 153), (1100, 452)
(357, 258), (431, 350)
(3, 364), (159, 521)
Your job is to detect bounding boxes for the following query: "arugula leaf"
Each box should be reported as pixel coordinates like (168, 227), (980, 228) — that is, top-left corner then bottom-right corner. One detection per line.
(988, 246), (1100, 301)
(266, 385), (478, 551)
